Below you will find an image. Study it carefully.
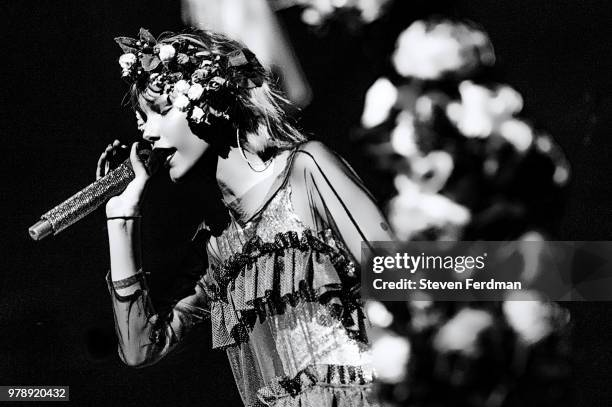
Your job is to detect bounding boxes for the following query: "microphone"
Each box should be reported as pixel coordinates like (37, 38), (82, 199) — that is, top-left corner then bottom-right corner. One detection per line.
(28, 145), (174, 241)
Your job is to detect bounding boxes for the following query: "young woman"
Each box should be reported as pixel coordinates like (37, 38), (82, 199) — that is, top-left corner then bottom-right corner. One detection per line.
(99, 28), (394, 407)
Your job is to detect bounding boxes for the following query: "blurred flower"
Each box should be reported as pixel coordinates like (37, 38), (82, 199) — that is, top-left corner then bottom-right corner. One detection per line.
(392, 20), (495, 80)
(298, 0), (391, 26)
(301, 7), (324, 26)
(554, 165), (570, 185)
(361, 77), (398, 128)
(499, 119), (534, 152)
(535, 135), (553, 153)
(491, 85), (523, 116)
(388, 175), (471, 240)
(446, 81), (523, 139)
(410, 150), (454, 193)
(356, 0), (392, 23)
(365, 301), (394, 328)
(390, 112), (418, 157)
(433, 308), (494, 356)
(372, 334), (411, 383)
(503, 298), (555, 345)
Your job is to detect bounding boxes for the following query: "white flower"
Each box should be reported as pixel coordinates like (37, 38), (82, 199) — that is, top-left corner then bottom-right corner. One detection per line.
(361, 77), (398, 128)
(190, 106), (205, 123)
(411, 150), (454, 193)
(187, 83), (205, 101)
(390, 112), (417, 157)
(388, 175), (470, 240)
(499, 119), (533, 152)
(503, 299), (554, 345)
(433, 308), (494, 356)
(158, 44), (176, 62)
(392, 20), (494, 80)
(173, 94), (190, 111)
(392, 22), (460, 80)
(118, 53), (137, 69)
(446, 81), (524, 139)
(449, 81), (495, 137)
(357, 0), (392, 23)
(491, 85), (523, 116)
(173, 80), (190, 94)
(301, 8), (323, 26)
(365, 301), (393, 328)
(372, 334), (411, 383)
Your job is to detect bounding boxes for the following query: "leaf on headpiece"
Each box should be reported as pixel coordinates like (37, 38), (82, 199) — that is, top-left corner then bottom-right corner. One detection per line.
(228, 50), (248, 67)
(139, 28), (156, 44)
(226, 49), (265, 88)
(115, 37), (139, 53)
(140, 54), (161, 72)
(235, 75), (264, 89)
(243, 49), (263, 67)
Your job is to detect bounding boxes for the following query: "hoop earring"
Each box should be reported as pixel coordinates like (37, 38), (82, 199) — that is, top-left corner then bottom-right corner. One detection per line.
(236, 129), (274, 172)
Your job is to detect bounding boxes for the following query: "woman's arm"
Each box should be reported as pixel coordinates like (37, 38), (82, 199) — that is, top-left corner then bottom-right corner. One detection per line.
(107, 261), (210, 367)
(101, 142), (210, 367)
(290, 141), (396, 261)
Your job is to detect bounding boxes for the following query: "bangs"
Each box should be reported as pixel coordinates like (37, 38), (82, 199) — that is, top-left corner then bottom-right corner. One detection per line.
(126, 83), (168, 116)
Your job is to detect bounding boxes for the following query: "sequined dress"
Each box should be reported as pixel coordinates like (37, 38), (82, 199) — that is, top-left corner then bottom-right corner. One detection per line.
(107, 142), (389, 407)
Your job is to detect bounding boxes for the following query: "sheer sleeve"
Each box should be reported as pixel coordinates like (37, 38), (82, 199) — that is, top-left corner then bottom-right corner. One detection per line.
(106, 262), (212, 368)
(289, 141), (396, 261)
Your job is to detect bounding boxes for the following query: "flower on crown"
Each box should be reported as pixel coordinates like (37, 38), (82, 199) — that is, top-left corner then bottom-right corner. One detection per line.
(115, 28), (266, 128)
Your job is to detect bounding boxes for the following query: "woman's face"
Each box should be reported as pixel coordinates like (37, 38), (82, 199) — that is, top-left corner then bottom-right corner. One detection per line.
(136, 94), (209, 182)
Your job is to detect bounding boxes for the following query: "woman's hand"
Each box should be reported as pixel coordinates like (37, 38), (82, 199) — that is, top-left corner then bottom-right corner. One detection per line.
(96, 140), (151, 217)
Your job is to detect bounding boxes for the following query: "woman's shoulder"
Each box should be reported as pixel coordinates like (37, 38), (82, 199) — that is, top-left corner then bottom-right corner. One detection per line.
(290, 140), (344, 174)
(294, 140), (332, 157)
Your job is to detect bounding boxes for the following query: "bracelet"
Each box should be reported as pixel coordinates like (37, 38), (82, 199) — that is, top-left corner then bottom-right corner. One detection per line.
(106, 215), (142, 221)
(112, 270), (146, 289)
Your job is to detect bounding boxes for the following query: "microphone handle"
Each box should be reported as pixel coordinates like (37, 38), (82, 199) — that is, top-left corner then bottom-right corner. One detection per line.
(29, 160), (135, 241)
(28, 146), (175, 241)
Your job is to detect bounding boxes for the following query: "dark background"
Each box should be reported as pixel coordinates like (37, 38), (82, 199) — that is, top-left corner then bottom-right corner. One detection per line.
(2, 1), (612, 406)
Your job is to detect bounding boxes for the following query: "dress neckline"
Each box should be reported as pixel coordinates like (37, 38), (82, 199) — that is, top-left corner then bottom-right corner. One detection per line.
(222, 146), (301, 226)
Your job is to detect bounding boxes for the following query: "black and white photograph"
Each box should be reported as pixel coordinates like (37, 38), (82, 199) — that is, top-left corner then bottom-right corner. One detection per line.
(3, 1), (612, 406)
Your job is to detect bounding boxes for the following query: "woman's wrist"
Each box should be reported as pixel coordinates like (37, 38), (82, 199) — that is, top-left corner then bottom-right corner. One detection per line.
(105, 197), (142, 218)
(106, 209), (141, 218)
(107, 215), (142, 221)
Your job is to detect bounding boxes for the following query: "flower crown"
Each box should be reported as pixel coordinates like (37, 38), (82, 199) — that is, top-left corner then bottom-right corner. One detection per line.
(116, 28), (266, 127)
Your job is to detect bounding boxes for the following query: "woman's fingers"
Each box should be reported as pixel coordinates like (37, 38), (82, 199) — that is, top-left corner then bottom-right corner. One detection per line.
(96, 140), (129, 180)
(104, 144), (112, 176)
(129, 142), (149, 179)
(108, 140), (129, 169)
(96, 153), (103, 179)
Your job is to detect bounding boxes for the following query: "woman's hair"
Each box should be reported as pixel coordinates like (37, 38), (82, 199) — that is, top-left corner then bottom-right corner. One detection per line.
(127, 29), (306, 157)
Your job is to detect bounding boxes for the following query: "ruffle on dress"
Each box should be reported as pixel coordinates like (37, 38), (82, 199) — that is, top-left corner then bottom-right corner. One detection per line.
(256, 364), (377, 407)
(206, 229), (364, 349)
